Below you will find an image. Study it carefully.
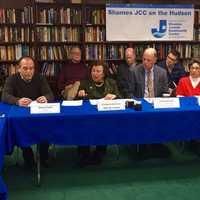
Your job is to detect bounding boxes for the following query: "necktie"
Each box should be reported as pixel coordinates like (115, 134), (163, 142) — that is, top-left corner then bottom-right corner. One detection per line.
(147, 70), (154, 98)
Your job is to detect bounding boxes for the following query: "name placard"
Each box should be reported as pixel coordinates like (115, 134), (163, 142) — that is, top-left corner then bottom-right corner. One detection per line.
(196, 96), (200, 106)
(153, 98), (180, 109)
(97, 100), (125, 111)
(30, 103), (60, 114)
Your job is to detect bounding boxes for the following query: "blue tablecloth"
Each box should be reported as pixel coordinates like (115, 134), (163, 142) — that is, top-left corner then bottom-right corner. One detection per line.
(7, 97), (200, 148)
(0, 103), (11, 200)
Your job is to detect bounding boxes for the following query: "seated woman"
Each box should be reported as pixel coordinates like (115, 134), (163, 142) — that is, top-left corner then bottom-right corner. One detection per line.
(176, 59), (200, 154)
(176, 59), (200, 96)
(77, 61), (121, 167)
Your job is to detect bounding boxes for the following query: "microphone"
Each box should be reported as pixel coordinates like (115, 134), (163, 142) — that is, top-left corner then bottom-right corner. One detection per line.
(125, 100), (142, 111)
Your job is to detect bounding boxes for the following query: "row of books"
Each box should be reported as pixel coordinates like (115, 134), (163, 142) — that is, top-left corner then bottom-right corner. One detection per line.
(0, 7), (33, 24)
(0, 62), (61, 78)
(0, 45), (35, 61)
(85, 44), (128, 60)
(85, 44), (200, 60)
(0, 64), (18, 77)
(40, 62), (62, 77)
(38, 8), (82, 24)
(39, 45), (73, 60)
(143, 44), (200, 59)
(85, 27), (105, 42)
(1, 7), (200, 26)
(1, 43), (200, 62)
(59, 8), (82, 24)
(85, 8), (105, 25)
(36, 27), (81, 42)
(0, 27), (34, 42)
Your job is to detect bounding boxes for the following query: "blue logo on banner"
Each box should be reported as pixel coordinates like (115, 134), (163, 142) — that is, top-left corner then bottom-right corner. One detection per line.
(151, 20), (167, 38)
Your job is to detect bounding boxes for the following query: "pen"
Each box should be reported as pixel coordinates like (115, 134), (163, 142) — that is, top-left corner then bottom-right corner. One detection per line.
(172, 81), (177, 88)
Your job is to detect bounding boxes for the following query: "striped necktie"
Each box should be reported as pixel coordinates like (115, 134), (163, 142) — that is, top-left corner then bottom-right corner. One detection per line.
(147, 70), (154, 98)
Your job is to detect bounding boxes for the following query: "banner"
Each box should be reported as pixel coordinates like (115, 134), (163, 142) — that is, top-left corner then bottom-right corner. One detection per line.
(106, 4), (194, 41)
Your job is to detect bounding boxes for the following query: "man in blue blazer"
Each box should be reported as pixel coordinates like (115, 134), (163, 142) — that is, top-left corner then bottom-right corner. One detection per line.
(130, 48), (169, 98)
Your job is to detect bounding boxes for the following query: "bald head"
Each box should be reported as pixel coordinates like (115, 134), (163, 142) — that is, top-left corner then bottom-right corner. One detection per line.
(142, 48), (157, 70)
(125, 47), (136, 66)
(70, 46), (81, 63)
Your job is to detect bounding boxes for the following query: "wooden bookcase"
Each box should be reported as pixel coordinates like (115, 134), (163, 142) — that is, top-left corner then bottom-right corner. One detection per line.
(0, 0), (200, 95)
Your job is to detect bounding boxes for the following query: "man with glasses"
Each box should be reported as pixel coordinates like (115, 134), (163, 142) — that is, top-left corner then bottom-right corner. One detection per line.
(157, 49), (186, 96)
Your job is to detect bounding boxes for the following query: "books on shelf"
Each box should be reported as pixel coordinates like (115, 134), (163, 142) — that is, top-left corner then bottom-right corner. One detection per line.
(35, 0), (55, 2)
(0, 45), (35, 61)
(40, 62), (62, 78)
(70, 0), (82, 3)
(85, 7), (105, 25)
(38, 7), (82, 24)
(0, 27), (34, 42)
(0, 7), (33, 24)
(39, 45), (76, 60)
(1, 1), (200, 87)
(85, 26), (105, 42)
(36, 26), (81, 42)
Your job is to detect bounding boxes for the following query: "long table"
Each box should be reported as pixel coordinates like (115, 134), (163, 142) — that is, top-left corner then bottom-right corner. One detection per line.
(3, 97), (200, 186)
(7, 97), (200, 148)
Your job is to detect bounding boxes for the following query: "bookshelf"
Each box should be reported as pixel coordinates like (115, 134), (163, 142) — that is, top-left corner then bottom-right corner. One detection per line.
(1, 0), (200, 95)
(34, 1), (83, 80)
(0, 3), (34, 95)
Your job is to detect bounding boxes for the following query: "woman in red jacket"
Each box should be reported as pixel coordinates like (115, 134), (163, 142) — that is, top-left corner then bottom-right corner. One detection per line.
(176, 59), (200, 155)
(176, 59), (200, 96)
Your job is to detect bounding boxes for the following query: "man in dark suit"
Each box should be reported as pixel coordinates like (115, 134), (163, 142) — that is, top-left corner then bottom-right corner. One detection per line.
(130, 48), (170, 158)
(157, 49), (186, 96)
(117, 47), (137, 98)
(130, 47), (169, 98)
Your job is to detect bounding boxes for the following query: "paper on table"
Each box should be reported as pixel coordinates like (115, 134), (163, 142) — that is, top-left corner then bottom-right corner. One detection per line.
(153, 97), (180, 109)
(89, 98), (133, 105)
(62, 100), (83, 106)
(89, 99), (104, 105)
(195, 96), (200, 105)
(97, 99), (126, 111)
(30, 103), (60, 114)
(28, 100), (38, 107)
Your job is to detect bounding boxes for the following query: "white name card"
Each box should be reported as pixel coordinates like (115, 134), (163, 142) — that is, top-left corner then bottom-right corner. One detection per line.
(62, 100), (83, 106)
(153, 98), (180, 109)
(196, 96), (200, 106)
(97, 100), (125, 111)
(30, 103), (60, 114)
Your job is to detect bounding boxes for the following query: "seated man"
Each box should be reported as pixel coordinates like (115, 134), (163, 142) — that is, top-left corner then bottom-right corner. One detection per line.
(157, 49), (186, 96)
(117, 47), (137, 98)
(130, 48), (170, 158)
(58, 46), (88, 100)
(2, 56), (54, 168)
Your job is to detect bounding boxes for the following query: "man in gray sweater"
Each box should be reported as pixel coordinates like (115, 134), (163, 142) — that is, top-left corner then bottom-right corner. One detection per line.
(2, 56), (54, 168)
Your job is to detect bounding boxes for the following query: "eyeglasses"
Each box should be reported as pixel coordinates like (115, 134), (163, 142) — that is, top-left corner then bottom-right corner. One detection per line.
(190, 66), (200, 70)
(167, 55), (177, 62)
(71, 52), (81, 55)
